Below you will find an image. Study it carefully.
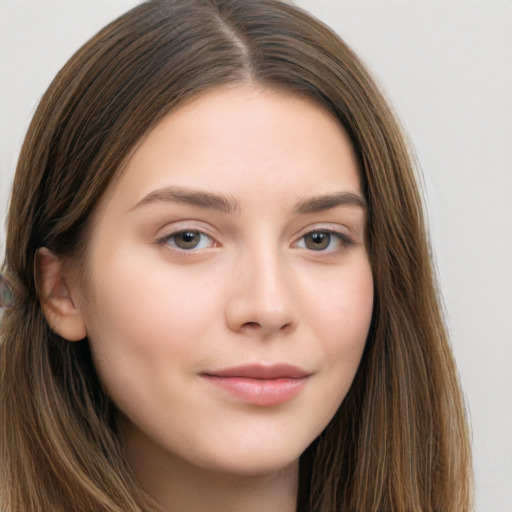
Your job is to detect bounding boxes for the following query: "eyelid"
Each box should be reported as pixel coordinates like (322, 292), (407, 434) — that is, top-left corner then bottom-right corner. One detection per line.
(165, 231), (215, 250)
(155, 222), (220, 252)
(154, 221), (357, 254)
(292, 224), (356, 251)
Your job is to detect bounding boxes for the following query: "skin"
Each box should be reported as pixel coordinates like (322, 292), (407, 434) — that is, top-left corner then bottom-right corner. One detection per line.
(44, 85), (374, 512)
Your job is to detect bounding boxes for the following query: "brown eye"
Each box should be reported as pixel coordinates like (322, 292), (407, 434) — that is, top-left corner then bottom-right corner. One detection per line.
(165, 231), (213, 250)
(303, 232), (331, 251)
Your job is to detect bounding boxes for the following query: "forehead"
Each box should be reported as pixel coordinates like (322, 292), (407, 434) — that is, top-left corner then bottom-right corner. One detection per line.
(102, 84), (362, 214)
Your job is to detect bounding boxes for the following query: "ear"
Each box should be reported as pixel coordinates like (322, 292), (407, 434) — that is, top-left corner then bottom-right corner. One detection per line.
(35, 247), (87, 341)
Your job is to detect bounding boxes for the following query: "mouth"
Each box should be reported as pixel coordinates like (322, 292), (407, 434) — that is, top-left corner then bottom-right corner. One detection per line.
(201, 363), (310, 406)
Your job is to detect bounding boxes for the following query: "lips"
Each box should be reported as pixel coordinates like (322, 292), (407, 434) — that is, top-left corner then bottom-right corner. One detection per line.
(201, 363), (310, 406)
(204, 363), (309, 380)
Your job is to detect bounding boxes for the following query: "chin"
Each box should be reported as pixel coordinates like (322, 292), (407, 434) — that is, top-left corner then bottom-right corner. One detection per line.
(198, 438), (308, 479)
(212, 456), (300, 479)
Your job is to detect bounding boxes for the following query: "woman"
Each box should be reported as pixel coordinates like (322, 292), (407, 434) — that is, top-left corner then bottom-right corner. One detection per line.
(0, 0), (472, 510)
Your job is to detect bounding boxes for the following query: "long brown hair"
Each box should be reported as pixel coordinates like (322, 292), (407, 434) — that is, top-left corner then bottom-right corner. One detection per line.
(0, 1), (472, 510)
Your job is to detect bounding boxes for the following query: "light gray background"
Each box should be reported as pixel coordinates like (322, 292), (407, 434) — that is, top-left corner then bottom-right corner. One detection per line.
(1, 1), (511, 510)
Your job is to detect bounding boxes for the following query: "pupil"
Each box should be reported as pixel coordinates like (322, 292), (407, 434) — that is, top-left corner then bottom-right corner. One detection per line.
(306, 232), (330, 250)
(176, 231), (199, 249)
(181, 232), (196, 242)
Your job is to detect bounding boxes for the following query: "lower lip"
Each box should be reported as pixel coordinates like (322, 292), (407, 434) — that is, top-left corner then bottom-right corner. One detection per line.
(202, 376), (308, 406)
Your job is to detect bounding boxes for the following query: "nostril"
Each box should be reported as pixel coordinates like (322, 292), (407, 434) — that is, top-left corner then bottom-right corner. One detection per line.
(242, 321), (260, 330)
(225, 284), (298, 335)
(279, 321), (293, 333)
(241, 319), (293, 334)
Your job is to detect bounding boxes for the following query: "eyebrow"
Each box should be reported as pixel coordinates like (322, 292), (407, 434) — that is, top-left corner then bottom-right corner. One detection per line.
(132, 186), (366, 215)
(132, 186), (240, 214)
(294, 192), (366, 214)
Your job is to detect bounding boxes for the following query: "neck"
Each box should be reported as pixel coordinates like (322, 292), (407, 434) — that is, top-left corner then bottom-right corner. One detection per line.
(121, 424), (299, 512)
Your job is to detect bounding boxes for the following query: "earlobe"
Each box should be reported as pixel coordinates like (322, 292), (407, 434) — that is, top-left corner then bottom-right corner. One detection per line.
(35, 248), (87, 342)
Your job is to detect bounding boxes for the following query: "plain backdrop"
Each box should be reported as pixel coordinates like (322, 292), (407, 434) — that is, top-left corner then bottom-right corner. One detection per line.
(1, 1), (511, 510)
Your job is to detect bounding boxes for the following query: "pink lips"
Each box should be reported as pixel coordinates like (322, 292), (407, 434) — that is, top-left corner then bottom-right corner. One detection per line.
(201, 364), (310, 406)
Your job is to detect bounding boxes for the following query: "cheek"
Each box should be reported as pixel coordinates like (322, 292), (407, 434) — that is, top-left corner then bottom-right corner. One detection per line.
(305, 259), (373, 352)
(81, 251), (219, 404)
(302, 260), (373, 405)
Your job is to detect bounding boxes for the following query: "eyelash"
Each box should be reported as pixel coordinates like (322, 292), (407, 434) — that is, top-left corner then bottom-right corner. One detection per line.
(157, 228), (355, 253)
(293, 229), (355, 252)
(157, 230), (216, 251)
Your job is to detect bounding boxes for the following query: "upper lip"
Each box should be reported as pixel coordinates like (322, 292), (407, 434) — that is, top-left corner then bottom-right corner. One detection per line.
(202, 363), (310, 380)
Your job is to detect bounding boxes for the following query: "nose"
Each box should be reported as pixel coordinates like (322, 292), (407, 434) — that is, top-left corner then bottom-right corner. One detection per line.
(225, 247), (299, 337)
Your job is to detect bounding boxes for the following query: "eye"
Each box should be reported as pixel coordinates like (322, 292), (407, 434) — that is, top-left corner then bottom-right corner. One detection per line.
(162, 230), (215, 251)
(295, 230), (353, 252)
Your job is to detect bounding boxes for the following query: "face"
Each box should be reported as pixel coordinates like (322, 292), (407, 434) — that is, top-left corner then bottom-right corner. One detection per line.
(74, 85), (373, 478)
